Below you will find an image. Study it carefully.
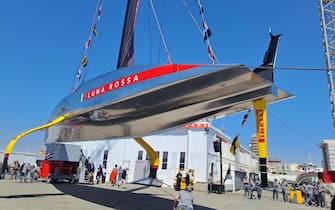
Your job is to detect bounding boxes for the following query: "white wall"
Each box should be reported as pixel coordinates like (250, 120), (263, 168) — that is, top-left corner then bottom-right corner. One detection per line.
(68, 125), (259, 189)
(0, 151), (43, 166)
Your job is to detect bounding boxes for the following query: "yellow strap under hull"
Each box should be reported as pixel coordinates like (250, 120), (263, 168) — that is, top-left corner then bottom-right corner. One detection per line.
(4, 113), (71, 155)
(134, 137), (159, 167)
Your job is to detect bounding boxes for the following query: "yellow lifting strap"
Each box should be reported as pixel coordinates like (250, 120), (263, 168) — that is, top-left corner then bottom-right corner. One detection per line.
(134, 137), (160, 168)
(4, 113), (72, 156)
(253, 99), (267, 159)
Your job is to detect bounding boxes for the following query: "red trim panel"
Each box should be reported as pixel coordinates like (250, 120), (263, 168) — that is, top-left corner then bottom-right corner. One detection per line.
(81, 64), (202, 101)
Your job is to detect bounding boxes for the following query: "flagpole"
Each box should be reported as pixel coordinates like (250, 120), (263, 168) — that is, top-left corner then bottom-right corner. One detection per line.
(219, 139), (223, 192)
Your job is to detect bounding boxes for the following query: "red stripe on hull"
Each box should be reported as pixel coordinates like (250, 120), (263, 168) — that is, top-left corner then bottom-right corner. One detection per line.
(82, 64), (202, 101)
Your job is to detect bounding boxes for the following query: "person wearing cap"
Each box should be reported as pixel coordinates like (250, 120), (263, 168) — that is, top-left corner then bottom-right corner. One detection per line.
(173, 186), (194, 210)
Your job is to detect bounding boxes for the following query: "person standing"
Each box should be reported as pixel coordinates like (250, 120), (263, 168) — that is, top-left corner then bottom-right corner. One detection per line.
(121, 168), (127, 185)
(272, 178), (279, 200)
(249, 177), (256, 199)
(185, 172), (190, 187)
(306, 182), (314, 206)
(78, 149), (86, 183)
(173, 186), (193, 210)
(255, 178), (262, 200)
(101, 165), (107, 184)
(243, 175), (249, 197)
(19, 162), (26, 183)
(20, 163), (29, 183)
(96, 164), (102, 184)
(87, 161), (95, 184)
(313, 182), (320, 206)
(280, 179), (289, 202)
(110, 164), (118, 186)
(208, 172), (213, 193)
(301, 182), (308, 205)
(318, 179), (326, 208)
(175, 171), (182, 191)
(117, 166), (123, 187)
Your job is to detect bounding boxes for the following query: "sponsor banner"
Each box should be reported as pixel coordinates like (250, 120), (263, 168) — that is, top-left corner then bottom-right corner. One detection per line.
(253, 99), (267, 158)
(183, 122), (210, 129)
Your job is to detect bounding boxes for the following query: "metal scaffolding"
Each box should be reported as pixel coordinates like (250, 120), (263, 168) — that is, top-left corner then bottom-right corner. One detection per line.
(319, 0), (335, 130)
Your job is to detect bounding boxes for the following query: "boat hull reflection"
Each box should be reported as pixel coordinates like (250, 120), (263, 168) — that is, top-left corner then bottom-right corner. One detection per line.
(46, 64), (291, 143)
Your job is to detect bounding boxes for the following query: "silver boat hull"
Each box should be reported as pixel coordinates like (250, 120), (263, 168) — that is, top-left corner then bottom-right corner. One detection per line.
(46, 64), (292, 143)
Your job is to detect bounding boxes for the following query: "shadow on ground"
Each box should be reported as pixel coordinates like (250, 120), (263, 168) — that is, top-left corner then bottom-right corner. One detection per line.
(0, 193), (65, 199)
(54, 183), (216, 210)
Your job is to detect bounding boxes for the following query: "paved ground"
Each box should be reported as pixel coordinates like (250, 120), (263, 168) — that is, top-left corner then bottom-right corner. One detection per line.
(0, 179), (328, 210)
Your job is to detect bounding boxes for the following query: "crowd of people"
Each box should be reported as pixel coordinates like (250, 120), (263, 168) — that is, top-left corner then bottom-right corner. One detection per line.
(81, 159), (128, 186)
(300, 179), (326, 207)
(242, 175), (263, 200)
(1, 160), (39, 183)
(109, 164), (128, 187)
(79, 151), (128, 186)
(242, 175), (328, 208)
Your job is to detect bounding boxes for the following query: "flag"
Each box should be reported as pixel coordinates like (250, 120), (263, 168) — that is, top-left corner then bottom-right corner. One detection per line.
(202, 21), (212, 41)
(197, 0), (204, 14)
(81, 56), (87, 67)
(229, 134), (240, 156)
(241, 109), (251, 127)
(76, 67), (82, 80)
(93, 25), (98, 36)
(85, 39), (91, 49)
(45, 149), (55, 160)
(224, 163), (232, 183)
(207, 46), (215, 63)
(97, 6), (102, 20)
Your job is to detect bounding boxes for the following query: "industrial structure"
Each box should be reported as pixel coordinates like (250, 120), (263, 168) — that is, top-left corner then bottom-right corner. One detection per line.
(318, 0), (335, 130)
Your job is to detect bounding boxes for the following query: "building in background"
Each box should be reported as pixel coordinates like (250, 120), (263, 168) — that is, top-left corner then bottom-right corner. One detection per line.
(320, 139), (335, 170)
(249, 134), (259, 157)
(267, 158), (283, 174)
(70, 122), (259, 191)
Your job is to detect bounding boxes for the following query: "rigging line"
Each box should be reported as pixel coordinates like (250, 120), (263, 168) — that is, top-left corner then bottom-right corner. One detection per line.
(274, 66), (335, 71)
(86, 0), (102, 51)
(83, 0), (103, 70)
(147, 2), (153, 64)
(149, 0), (172, 64)
(241, 65), (335, 71)
(181, 0), (203, 36)
(82, 27), (104, 84)
(72, 0), (102, 91)
(267, 111), (319, 147)
(196, 0), (221, 64)
(182, 0), (221, 64)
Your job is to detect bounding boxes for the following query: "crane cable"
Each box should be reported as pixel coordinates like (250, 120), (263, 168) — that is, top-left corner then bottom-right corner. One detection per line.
(149, 0), (172, 64)
(72, 0), (104, 92)
(231, 65), (335, 72)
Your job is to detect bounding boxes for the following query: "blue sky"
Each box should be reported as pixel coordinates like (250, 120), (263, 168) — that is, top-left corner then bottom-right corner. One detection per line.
(0, 0), (332, 166)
